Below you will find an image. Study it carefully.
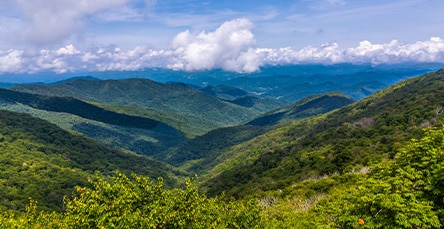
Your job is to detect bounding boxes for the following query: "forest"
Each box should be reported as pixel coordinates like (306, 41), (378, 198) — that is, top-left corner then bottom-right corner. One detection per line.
(0, 68), (443, 228)
(0, 125), (442, 228)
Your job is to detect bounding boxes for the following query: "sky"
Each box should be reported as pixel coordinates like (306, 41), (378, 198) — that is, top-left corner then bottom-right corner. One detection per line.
(1, 0), (444, 75)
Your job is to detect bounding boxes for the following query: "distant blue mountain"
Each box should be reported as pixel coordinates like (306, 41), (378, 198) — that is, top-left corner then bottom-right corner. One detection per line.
(86, 63), (444, 102)
(2, 63), (442, 102)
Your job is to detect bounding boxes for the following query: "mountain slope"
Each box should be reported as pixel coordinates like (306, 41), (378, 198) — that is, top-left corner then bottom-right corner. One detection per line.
(0, 110), (182, 212)
(163, 93), (353, 174)
(94, 103), (222, 138)
(227, 96), (286, 113)
(247, 93), (354, 126)
(204, 69), (444, 197)
(0, 88), (187, 156)
(199, 85), (248, 100)
(220, 64), (439, 102)
(0, 88), (164, 130)
(162, 125), (270, 170)
(11, 78), (258, 126)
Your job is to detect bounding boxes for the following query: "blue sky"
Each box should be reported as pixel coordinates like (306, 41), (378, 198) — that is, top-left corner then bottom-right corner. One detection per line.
(0, 0), (444, 75)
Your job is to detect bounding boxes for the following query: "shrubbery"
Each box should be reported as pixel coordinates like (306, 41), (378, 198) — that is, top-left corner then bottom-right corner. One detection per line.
(2, 127), (442, 228)
(0, 173), (263, 228)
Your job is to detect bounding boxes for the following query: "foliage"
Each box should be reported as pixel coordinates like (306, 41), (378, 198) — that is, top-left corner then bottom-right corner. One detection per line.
(228, 96), (285, 113)
(311, 126), (444, 228)
(0, 173), (263, 228)
(0, 110), (181, 211)
(12, 78), (258, 126)
(3, 125), (442, 228)
(204, 69), (444, 197)
(0, 101), (188, 157)
(162, 93), (352, 174)
(0, 88), (162, 130)
(96, 103), (221, 138)
(247, 93), (354, 126)
(164, 125), (269, 169)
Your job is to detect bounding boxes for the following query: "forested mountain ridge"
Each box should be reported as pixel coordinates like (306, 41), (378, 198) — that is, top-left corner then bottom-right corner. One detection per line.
(11, 78), (258, 126)
(0, 110), (182, 212)
(0, 88), (166, 130)
(205, 69), (444, 197)
(162, 92), (354, 176)
(0, 68), (443, 228)
(247, 92), (354, 126)
(0, 88), (189, 156)
(198, 85), (286, 112)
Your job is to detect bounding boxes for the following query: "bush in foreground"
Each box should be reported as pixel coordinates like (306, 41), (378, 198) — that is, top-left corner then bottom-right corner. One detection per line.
(0, 174), (262, 228)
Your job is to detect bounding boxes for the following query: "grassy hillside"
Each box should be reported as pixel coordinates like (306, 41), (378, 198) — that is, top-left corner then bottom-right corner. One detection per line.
(12, 78), (258, 126)
(0, 110), (182, 212)
(204, 69), (444, 197)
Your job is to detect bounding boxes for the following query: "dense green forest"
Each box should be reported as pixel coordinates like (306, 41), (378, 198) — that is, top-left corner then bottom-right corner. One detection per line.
(1, 125), (442, 228)
(204, 69), (444, 198)
(0, 69), (443, 228)
(0, 110), (181, 212)
(11, 78), (258, 126)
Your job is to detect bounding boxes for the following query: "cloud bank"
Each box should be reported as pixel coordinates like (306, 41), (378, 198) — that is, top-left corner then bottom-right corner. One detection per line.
(168, 18), (260, 73)
(0, 18), (444, 75)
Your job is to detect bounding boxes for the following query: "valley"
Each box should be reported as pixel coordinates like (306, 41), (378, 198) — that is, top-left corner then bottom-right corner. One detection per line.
(0, 64), (443, 228)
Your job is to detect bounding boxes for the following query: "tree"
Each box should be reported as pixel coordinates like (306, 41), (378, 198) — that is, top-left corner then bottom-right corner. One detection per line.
(0, 173), (263, 228)
(313, 126), (444, 228)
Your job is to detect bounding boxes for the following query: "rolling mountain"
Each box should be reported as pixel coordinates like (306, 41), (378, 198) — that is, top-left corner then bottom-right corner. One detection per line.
(11, 78), (258, 126)
(227, 96), (286, 113)
(204, 69), (444, 197)
(198, 85), (286, 112)
(162, 92), (354, 175)
(0, 88), (187, 156)
(0, 110), (182, 212)
(199, 85), (248, 100)
(247, 93), (354, 126)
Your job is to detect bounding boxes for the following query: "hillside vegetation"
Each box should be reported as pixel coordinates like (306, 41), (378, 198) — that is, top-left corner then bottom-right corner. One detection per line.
(205, 69), (444, 197)
(163, 93), (354, 176)
(1, 125), (442, 228)
(11, 78), (258, 126)
(0, 88), (188, 156)
(0, 110), (181, 212)
(1, 68), (443, 228)
(247, 93), (354, 126)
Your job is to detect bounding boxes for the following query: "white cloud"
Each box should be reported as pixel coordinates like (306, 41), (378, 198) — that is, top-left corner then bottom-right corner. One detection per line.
(0, 50), (24, 73)
(168, 18), (261, 73)
(0, 18), (443, 75)
(258, 37), (444, 65)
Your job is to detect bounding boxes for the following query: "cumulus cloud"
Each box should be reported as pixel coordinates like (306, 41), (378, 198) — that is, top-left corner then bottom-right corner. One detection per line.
(0, 18), (444, 75)
(168, 18), (261, 73)
(0, 44), (167, 74)
(258, 37), (444, 65)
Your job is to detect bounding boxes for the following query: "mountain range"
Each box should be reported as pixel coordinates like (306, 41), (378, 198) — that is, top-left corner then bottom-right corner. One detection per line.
(0, 64), (443, 227)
